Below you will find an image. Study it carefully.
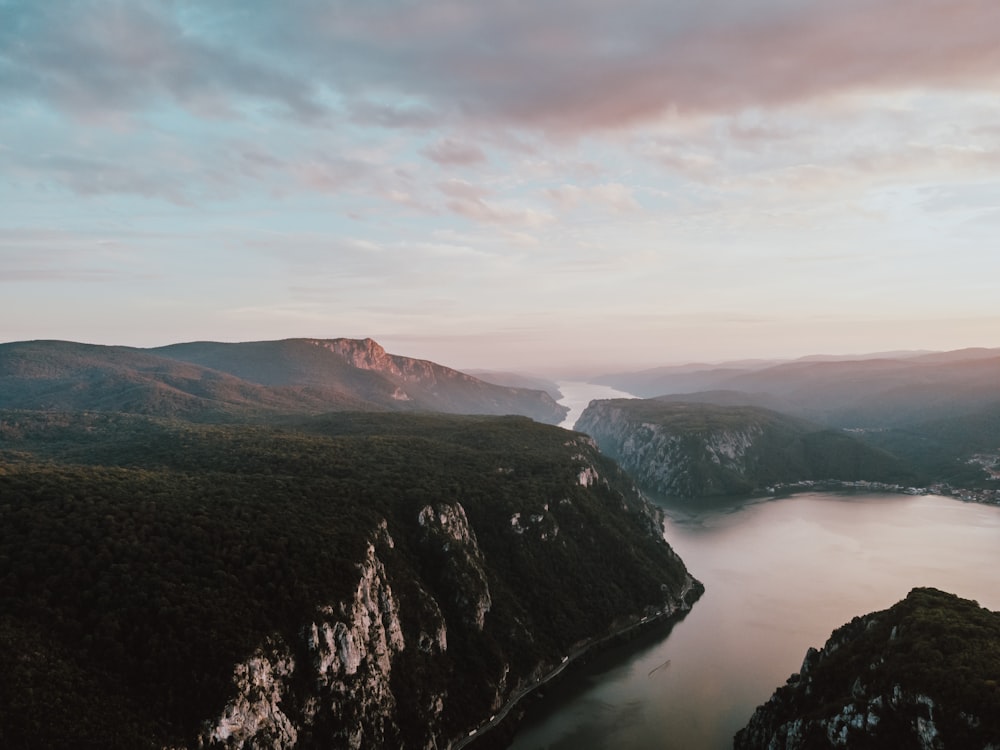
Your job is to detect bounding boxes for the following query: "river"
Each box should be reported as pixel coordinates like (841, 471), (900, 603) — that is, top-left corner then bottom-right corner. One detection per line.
(506, 386), (1000, 749)
(556, 381), (637, 430)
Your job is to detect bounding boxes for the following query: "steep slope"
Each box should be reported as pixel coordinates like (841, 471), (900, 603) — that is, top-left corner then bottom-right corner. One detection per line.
(0, 339), (363, 421)
(0, 410), (699, 749)
(154, 338), (568, 423)
(0, 338), (568, 424)
(735, 588), (1000, 749)
(464, 370), (564, 401)
(574, 399), (912, 499)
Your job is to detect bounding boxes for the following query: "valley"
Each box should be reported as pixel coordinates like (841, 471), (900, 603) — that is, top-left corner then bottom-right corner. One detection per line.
(2, 343), (1000, 748)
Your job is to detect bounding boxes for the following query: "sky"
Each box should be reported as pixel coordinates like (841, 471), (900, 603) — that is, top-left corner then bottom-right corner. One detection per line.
(2, 0), (1000, 374)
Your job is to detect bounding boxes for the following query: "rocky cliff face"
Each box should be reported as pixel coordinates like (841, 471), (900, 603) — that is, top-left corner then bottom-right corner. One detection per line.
(574, 399), (909, 499)
(186, 430), (701, 750)
(201, 524), (416, 749)
(735, 588), (1000, 750)
(0, 339), (569, 424)
(0, 411), (701, 749)
(575, 400), (768, 497)
(197, 495), (699, 748)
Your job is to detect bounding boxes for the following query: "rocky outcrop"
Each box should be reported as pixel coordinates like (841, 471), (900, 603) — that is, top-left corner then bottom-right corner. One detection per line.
(0, 339), (569, 424)
(308, 338), (568, 423)
(417, 502), (492, 630)
(575, 399), (909, 498)
(575, 400), (769, 497)
(195, 440), (700, 750)
(735, 588), (1000, 749)
(0, 410), (698, 750)
(205, 644), (298, 750)
(200, 527), (412, 749)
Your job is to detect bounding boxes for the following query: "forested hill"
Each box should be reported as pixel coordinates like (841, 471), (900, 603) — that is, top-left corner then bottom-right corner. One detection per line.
(0, 338), (568, 424)
(575, 399), (913, 499)
(736, 588), (1000, 748)
(0, 409), (700, 749)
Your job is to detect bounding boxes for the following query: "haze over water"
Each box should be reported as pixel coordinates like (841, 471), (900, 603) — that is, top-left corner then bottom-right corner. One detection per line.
(556, 381), (637, 430)
(508, 492), (1000, 750)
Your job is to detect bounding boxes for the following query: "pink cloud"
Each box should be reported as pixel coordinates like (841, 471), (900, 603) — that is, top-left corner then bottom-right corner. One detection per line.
(547, 183), (641, 213)
(324, 0), (1000, 134)
(423, 138), (488, 165)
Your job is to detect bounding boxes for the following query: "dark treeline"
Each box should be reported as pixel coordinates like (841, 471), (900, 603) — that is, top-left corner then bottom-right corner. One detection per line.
(0, 409), (692, 748)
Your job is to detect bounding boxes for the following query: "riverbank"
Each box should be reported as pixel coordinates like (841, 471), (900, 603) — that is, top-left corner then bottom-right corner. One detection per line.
(452, 575), (704, 750)
(503, 491), (1000, 750)
(764, 478), (1000, 506)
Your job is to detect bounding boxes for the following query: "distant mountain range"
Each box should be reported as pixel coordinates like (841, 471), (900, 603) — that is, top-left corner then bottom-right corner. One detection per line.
(595, 348), (1000, 428)
(579, 347), (1000, 499)
(0, 338), (568, 424)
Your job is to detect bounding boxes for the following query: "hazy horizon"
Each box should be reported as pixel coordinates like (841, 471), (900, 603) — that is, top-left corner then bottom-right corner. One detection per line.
(3, 1), (999, 372)
(3, 334), (997, 382)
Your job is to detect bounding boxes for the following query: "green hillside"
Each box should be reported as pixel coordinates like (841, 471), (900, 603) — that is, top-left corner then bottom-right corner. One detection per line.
(575, 400), (914, 499)
(736, 588), (1000, 748)
(0, 409), (697, 748)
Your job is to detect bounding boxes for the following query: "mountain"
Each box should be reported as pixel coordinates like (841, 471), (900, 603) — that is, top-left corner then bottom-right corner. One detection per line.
(591, 363), (774, 398)
(0, 338), (568, 424)
(593, 349), (1000, 428)
(464, 370), (564, 401)
(574, 399), (912, 499)
(0, 409), (700, 749)
(735, 588), (1000, 749)
(849, 403), (1000, 489)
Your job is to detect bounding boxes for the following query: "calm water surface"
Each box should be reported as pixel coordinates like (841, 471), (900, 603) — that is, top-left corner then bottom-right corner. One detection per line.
(556, 381), (637, 430)
(508, 488), (1000, 749)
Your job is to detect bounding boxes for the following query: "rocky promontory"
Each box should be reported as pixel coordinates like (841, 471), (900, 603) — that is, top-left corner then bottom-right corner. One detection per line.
(0, 410), (699, 749)
(735, 588), (1000, 749)
(575, 399), (912, 499)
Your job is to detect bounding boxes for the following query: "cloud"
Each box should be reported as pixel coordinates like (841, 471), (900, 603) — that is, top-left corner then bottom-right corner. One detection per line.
(0, 1), (322, 121)
(423, 137), (487, 165)
(436, 179), (490, 201)
(445, 197), (553, 227)
(547, 182), (641, 213)
(6, 1), (999, 137)
(0, 241), (157, 283)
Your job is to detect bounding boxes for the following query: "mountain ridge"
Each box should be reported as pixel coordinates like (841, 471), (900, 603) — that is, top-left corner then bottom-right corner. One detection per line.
(0, 337), (568, 424)
(0, 409), (699, 748)
(593, 348), (1000, 428)
(574, 399), (913, 499)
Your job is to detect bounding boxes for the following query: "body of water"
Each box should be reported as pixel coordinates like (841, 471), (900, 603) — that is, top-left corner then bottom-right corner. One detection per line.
(508, 491), (1000, 749)
(556, 381), (637, 430)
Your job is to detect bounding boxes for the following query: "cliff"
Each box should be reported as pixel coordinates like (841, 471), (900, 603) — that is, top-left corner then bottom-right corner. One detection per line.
(574, 399), (911, 499)
(0, 338), (568, 424)
(735, 588), (1000, 749)
(0, 410), (699, 748)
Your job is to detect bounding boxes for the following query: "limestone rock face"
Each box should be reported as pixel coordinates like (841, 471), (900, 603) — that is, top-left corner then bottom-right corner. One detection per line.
(205, 645), (298, 750)
(0, 408), (700, 750)
(308, 338), (568, 423)
(417, 502), (492, 630)
(200, 528), (413, 750)
(194, 470), (700, 750)
(576, 400), (766, 497)
(575, 398), (907, 498)
(735, 588), (1000, 750)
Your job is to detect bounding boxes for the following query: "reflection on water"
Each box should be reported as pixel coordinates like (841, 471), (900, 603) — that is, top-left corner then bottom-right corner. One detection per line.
(508, 492), (1000, 750)
(556, 381), (637, 430)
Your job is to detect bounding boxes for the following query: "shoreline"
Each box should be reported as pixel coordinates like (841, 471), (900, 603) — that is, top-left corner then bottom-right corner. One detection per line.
(450, 575), (704, 749)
